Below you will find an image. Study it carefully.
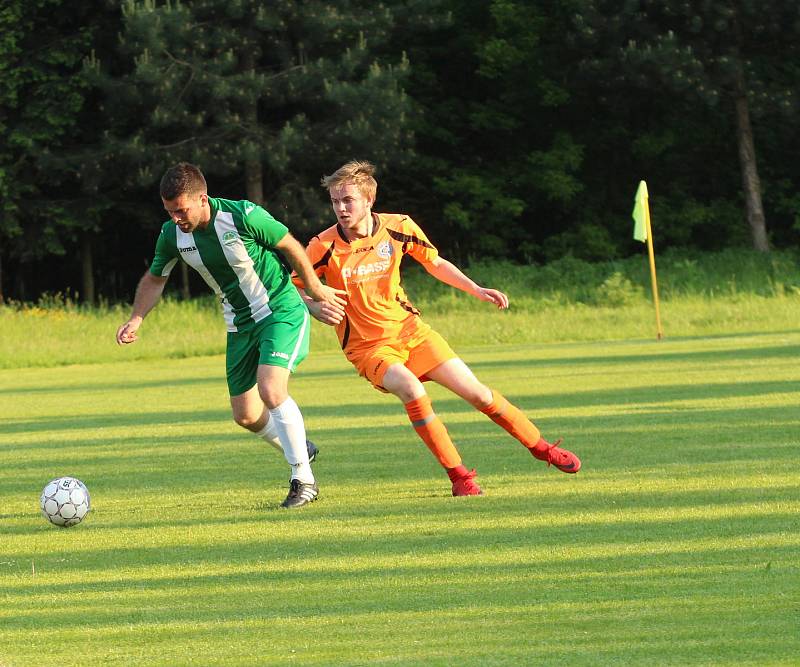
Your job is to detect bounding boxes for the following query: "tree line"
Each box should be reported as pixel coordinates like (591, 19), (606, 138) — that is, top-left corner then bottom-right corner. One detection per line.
(1, 0), (798, 304)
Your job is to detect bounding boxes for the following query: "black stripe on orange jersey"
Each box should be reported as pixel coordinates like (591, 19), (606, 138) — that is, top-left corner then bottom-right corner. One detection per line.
(341, 314), (351, 349)
(336, 216), (380, 243)
(313, 242), (335, 270)
(386, 228), (435, 249)
(396, 295), (420, 315)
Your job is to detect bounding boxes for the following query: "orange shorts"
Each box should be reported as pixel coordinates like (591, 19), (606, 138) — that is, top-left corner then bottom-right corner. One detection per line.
(346, 323), (457, 391)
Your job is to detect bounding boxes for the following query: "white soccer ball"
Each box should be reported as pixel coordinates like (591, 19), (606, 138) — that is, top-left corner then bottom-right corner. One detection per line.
(40, 477), (91, 527)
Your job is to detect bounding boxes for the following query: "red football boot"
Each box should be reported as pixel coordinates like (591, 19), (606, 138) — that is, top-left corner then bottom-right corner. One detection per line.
(531, 438), (581, 473)
(448, 466), (483, 496)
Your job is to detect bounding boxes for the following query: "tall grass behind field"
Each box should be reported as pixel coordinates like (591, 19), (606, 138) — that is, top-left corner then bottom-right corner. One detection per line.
(1, 249), (798, 369)
(410, 247), (800, 306)
(0, 297), (227, 370)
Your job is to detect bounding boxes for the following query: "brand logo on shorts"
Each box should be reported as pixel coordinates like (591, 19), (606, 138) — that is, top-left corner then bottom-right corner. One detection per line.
(376, 240), (393, 258)
(271, 351), (289, 360)
(222, 231), (239, 246)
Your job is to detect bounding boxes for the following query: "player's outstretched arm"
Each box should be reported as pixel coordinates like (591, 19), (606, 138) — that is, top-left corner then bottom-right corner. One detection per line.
(116, 272), (169, 345)
(277, 233), (347, 313)
(422, 257), (509, 309)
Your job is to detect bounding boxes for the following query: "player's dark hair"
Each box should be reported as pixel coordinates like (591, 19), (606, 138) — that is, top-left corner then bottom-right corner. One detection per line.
(160, 162), (207, 200)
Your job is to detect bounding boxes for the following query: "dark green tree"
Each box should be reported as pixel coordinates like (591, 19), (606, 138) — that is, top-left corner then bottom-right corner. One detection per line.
(399, 0), (799, 262)
(0, 0), (104, 301)
(576, 0), (800, 252)
(393, 1), (602, 263)
(88, 0), (415, 243)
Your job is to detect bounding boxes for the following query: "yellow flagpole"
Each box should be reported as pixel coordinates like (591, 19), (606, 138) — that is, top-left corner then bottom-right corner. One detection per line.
(643, 196), (664, 340)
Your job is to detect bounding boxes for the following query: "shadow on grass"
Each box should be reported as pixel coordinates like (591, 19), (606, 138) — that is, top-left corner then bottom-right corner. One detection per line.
(2, 406), (795, 462)
(2, 400), (797, 496)
(0, 409), (234, 435)
(0, 366), (354, 397)
(428, 379), (800, 414)
(1, 516), (795, 607)
(4, 375), (798, 436)
(466, 341), (800, 371)
(2, 468), (796, 532)
(0, 374), (221, 397)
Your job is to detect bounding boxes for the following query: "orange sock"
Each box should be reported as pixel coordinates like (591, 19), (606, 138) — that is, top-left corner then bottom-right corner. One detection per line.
(480, 389), (548, 453)
(405, 395), (462, 469)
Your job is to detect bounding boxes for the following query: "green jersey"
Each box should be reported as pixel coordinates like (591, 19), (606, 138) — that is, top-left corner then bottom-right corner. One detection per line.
(149, 197), (303, 333)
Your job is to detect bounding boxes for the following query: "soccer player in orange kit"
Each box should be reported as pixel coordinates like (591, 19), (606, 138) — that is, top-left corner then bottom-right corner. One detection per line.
(294, 160), (581, 496)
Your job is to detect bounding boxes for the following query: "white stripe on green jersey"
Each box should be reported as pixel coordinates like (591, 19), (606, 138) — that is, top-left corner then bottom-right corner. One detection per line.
(288, 308), (310, 370)
(174, 227), (236, 325)
(149, 197), (303, 332)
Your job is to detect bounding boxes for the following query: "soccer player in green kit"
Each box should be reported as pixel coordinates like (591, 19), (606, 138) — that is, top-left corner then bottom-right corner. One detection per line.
(116, 163), (346, 508)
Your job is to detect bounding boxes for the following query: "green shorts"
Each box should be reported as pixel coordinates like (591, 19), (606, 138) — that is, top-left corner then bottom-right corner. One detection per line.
(226, 306), (310, 397)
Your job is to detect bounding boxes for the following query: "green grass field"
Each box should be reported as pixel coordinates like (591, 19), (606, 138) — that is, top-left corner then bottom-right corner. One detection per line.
(1, 330), (798, 665)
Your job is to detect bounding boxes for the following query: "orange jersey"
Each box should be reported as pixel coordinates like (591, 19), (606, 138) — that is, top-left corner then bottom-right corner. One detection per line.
(295, 213), (438, 354)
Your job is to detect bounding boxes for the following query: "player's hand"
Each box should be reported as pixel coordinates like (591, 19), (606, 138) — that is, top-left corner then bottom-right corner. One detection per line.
(476, 287), (509, 310)
(306, 283), (348, 310)
(116, 317), (142, 345)
(309, 300), (346, 326)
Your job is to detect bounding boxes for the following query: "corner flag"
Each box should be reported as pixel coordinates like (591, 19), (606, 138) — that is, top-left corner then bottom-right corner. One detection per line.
(632, 180), (649, 242)
(631, 180), (663, 339)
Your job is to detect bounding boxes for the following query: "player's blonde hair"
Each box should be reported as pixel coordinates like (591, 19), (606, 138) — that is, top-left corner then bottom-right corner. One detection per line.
(321, 160), (377, 201)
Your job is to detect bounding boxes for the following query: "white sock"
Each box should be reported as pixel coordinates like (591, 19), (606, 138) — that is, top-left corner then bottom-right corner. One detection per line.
(255, 420), (283, 453)
(268, 397), (314, 484)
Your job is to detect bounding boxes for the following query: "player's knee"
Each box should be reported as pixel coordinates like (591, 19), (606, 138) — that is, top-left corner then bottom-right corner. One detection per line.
(383, 365), (424, 403)
(259, 387), (288, 410)
(232, 411), (259, 430)
(468, 384), (494, 409)
(394, 385), (426, 404)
